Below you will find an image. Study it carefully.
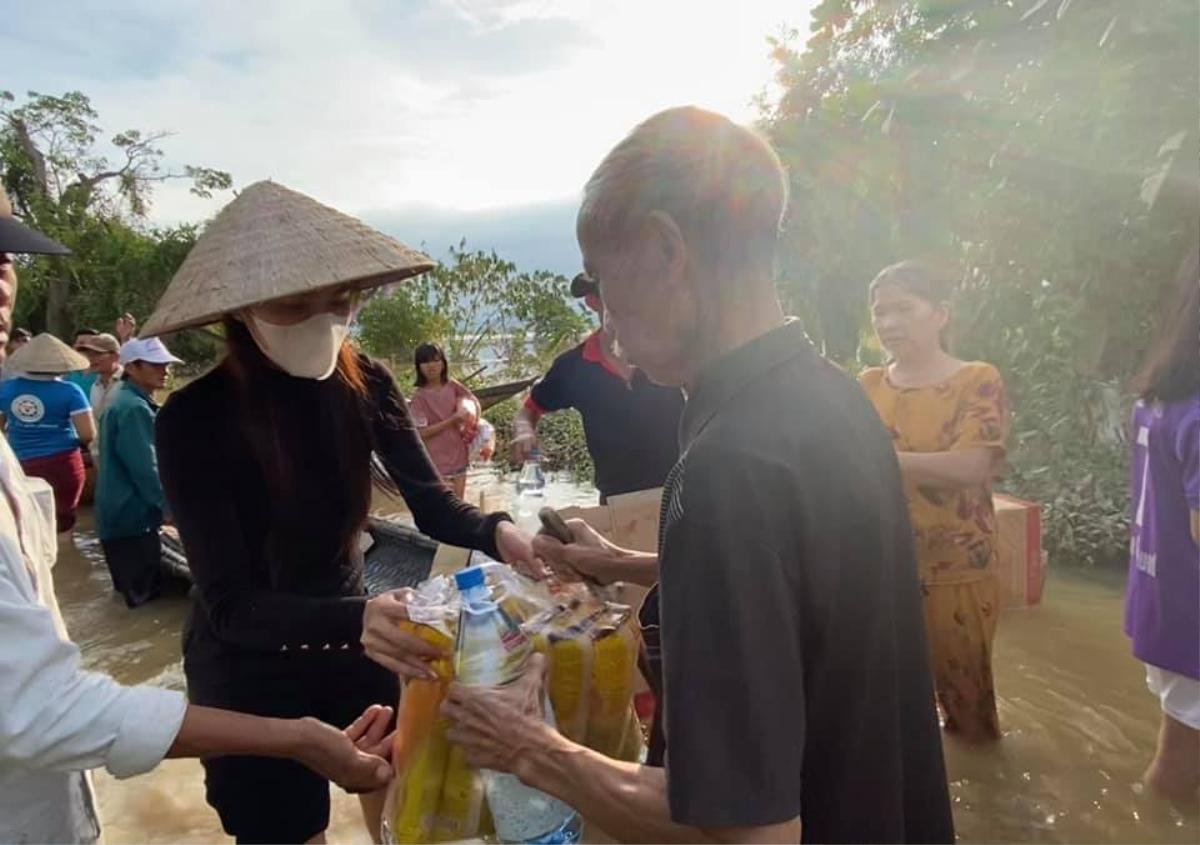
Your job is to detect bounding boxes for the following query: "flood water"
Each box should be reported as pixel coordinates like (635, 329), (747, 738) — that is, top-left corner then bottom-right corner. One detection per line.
(52, 472), (1198, 844)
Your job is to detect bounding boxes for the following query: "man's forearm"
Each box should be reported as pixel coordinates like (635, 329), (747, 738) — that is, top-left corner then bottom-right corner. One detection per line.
(166, 704), (307, 760)
(595, 549), (659, 588)
(519, 731), (712, 844)
(513, 406), (539, 441)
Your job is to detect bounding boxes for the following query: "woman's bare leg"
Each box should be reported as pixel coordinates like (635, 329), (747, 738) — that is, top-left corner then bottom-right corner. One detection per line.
(359, 788), (388, 843)
(1145, 711), (1200, 809)
(451, 474), (467, 500)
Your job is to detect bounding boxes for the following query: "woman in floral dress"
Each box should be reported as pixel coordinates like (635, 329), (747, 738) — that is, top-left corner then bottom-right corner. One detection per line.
(860, 260), (1010, 741)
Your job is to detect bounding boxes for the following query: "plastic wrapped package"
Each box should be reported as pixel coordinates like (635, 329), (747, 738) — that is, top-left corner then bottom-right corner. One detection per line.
(586, 607), (639, 758)
(528, 600), (601, 744)
(387, 623), (458, 844)
(469, 418), (495, 462)
(382, 562), (643, 844)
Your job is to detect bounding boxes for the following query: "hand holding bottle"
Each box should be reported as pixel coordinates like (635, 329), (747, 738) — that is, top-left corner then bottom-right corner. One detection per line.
(442, 652), (554, 776)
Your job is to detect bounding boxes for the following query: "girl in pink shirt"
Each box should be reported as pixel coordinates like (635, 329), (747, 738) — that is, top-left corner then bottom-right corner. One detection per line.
(408, 343), (479, 498)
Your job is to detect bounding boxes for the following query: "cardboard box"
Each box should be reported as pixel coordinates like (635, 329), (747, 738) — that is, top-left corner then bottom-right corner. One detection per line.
(993, 493), (1046, 607)
(558, 487), (662, 609)
(558, 487), (662, 554)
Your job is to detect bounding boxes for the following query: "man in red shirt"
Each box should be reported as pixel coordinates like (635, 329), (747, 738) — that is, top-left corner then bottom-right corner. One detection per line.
(512, 273), (683, 503)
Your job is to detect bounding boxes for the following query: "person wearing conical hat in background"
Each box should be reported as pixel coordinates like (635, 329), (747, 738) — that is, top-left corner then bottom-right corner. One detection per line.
(0, 184), (402, 845)
(147, 180), (538, 843)
(92, 337), (181, 608)
(0, 333), (96, 533)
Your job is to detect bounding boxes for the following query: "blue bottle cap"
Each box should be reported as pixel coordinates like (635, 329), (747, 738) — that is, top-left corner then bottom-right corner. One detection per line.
(454, 566), (486, 591)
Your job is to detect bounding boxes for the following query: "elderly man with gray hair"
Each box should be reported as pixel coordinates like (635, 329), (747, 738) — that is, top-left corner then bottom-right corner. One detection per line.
(442, 107), (955, 843)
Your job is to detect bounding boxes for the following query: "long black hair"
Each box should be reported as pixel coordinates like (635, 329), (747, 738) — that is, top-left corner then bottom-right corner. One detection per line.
(414, 342), (449, 387)
(221, 315), (381, 567)
(1131, 259), (1200, 403)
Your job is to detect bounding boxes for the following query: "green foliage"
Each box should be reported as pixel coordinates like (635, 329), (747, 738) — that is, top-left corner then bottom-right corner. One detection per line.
(358, 244), (591, 385)
(358, 244), (597, 481)
(761, 0), (1197, 566)
(485, 399), (595, 484)
(1, 89), (232, 338)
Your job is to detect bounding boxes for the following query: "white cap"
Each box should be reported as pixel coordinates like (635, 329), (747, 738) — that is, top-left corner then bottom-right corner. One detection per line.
(119, 337), (184, 366)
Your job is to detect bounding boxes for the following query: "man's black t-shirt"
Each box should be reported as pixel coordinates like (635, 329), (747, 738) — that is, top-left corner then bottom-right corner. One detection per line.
(529, 332), (683, 500)
(643, 320), (954, 843)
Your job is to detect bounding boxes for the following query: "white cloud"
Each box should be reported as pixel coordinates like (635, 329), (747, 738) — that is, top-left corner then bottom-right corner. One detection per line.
(7, 0), (812, 225)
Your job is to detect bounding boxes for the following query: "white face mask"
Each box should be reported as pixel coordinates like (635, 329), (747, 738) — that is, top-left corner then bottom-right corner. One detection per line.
(247, 310), (351, 380)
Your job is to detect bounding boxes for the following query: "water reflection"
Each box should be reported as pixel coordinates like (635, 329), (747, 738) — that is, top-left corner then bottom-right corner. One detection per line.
(53, 473), (1198, 843)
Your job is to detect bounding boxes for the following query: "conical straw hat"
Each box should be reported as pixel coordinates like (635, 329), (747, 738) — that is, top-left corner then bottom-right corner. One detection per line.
(141, 181), (435, 337)
(7, 333), (90, 374)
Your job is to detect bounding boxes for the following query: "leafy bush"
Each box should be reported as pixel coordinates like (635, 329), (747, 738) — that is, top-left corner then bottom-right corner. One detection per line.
(357, 245), (590, 382)
(760, 0), (1195, 567)
(484, 399), (594, 485)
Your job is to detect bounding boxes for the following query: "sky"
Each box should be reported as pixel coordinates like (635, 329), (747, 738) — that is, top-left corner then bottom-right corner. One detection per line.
(7, 0), (814, 274)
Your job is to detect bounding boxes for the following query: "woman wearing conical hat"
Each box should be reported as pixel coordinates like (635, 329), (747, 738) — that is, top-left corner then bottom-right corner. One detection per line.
(146, 182), (537, 843)
(0, 334), (96, 533)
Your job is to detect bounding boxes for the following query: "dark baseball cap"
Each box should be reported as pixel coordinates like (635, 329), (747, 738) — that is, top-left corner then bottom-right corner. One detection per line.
(570, 272), (598, 298)
(0, 185), (70, 255)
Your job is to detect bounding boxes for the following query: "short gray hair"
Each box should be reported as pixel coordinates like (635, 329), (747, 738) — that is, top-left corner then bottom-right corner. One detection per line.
(578, 106), (788, 278)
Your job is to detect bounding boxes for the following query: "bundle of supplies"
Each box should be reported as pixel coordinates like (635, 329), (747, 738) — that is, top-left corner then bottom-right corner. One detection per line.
(382, 561), (642, 843)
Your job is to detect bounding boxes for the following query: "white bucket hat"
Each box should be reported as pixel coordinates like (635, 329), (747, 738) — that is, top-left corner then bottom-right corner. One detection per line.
(7, 333), (89, 374)
(140, 181), (435, 337)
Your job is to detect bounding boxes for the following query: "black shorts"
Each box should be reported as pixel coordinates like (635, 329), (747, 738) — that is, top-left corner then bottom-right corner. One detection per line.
(185, 647), (398, 844)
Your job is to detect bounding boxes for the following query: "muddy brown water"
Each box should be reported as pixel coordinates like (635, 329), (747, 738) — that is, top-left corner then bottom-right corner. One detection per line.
(51, 475), (1198, 844)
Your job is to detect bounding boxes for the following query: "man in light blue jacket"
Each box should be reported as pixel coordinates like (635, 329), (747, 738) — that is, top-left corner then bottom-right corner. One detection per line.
(95, 337), (180, 608)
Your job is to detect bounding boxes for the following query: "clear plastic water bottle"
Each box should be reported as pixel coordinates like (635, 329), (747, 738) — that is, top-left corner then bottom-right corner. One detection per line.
(514, 448), (547, 533)
(453, 567), (583, 844)
(516, 448), (547, 496)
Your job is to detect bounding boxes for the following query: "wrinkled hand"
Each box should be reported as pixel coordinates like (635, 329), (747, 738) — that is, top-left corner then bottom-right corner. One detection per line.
(495, 520), (548, 579)
(296, 705), (394, 793)
(443, 653), (556, 776)
(532, 518), (620, 585)
(362, 589), (447, 680)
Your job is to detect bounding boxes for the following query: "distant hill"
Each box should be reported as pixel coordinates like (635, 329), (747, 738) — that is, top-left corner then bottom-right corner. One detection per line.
(364, 198), (582, 277)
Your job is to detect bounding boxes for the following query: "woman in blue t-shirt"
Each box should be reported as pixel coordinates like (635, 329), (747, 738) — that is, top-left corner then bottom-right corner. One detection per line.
(0, 334), (96, 532)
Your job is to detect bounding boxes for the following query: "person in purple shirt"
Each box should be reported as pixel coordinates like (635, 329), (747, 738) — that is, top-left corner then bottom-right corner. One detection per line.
(1125, 271), (1199, 807)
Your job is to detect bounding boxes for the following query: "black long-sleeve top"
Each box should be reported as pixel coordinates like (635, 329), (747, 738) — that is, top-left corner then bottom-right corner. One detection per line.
(157, 354), (508, 659)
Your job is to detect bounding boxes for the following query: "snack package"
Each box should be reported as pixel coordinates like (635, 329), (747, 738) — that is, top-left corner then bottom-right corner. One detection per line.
(586, 606), (640, 759)
(469, 418), (495, 462)
(387, 623), (458, 843)
(381, 562), (642, 843)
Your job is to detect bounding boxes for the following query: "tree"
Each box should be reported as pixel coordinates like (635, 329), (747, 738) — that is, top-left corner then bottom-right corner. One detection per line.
(760, 0), (1199, 566)
(0, 90), (231, 336)
(357, 244), (591, 386)
(763, 0), (1197, 369)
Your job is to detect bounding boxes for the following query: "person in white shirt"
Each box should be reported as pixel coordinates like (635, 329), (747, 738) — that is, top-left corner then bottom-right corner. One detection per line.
(0, 188), (397, 844)
(75, 332), (123, 423)
(74, 332), (122, 501)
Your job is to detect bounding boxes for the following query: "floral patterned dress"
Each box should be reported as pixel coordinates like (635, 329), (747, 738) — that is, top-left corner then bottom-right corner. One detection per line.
(860, 361), (1010, 739)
